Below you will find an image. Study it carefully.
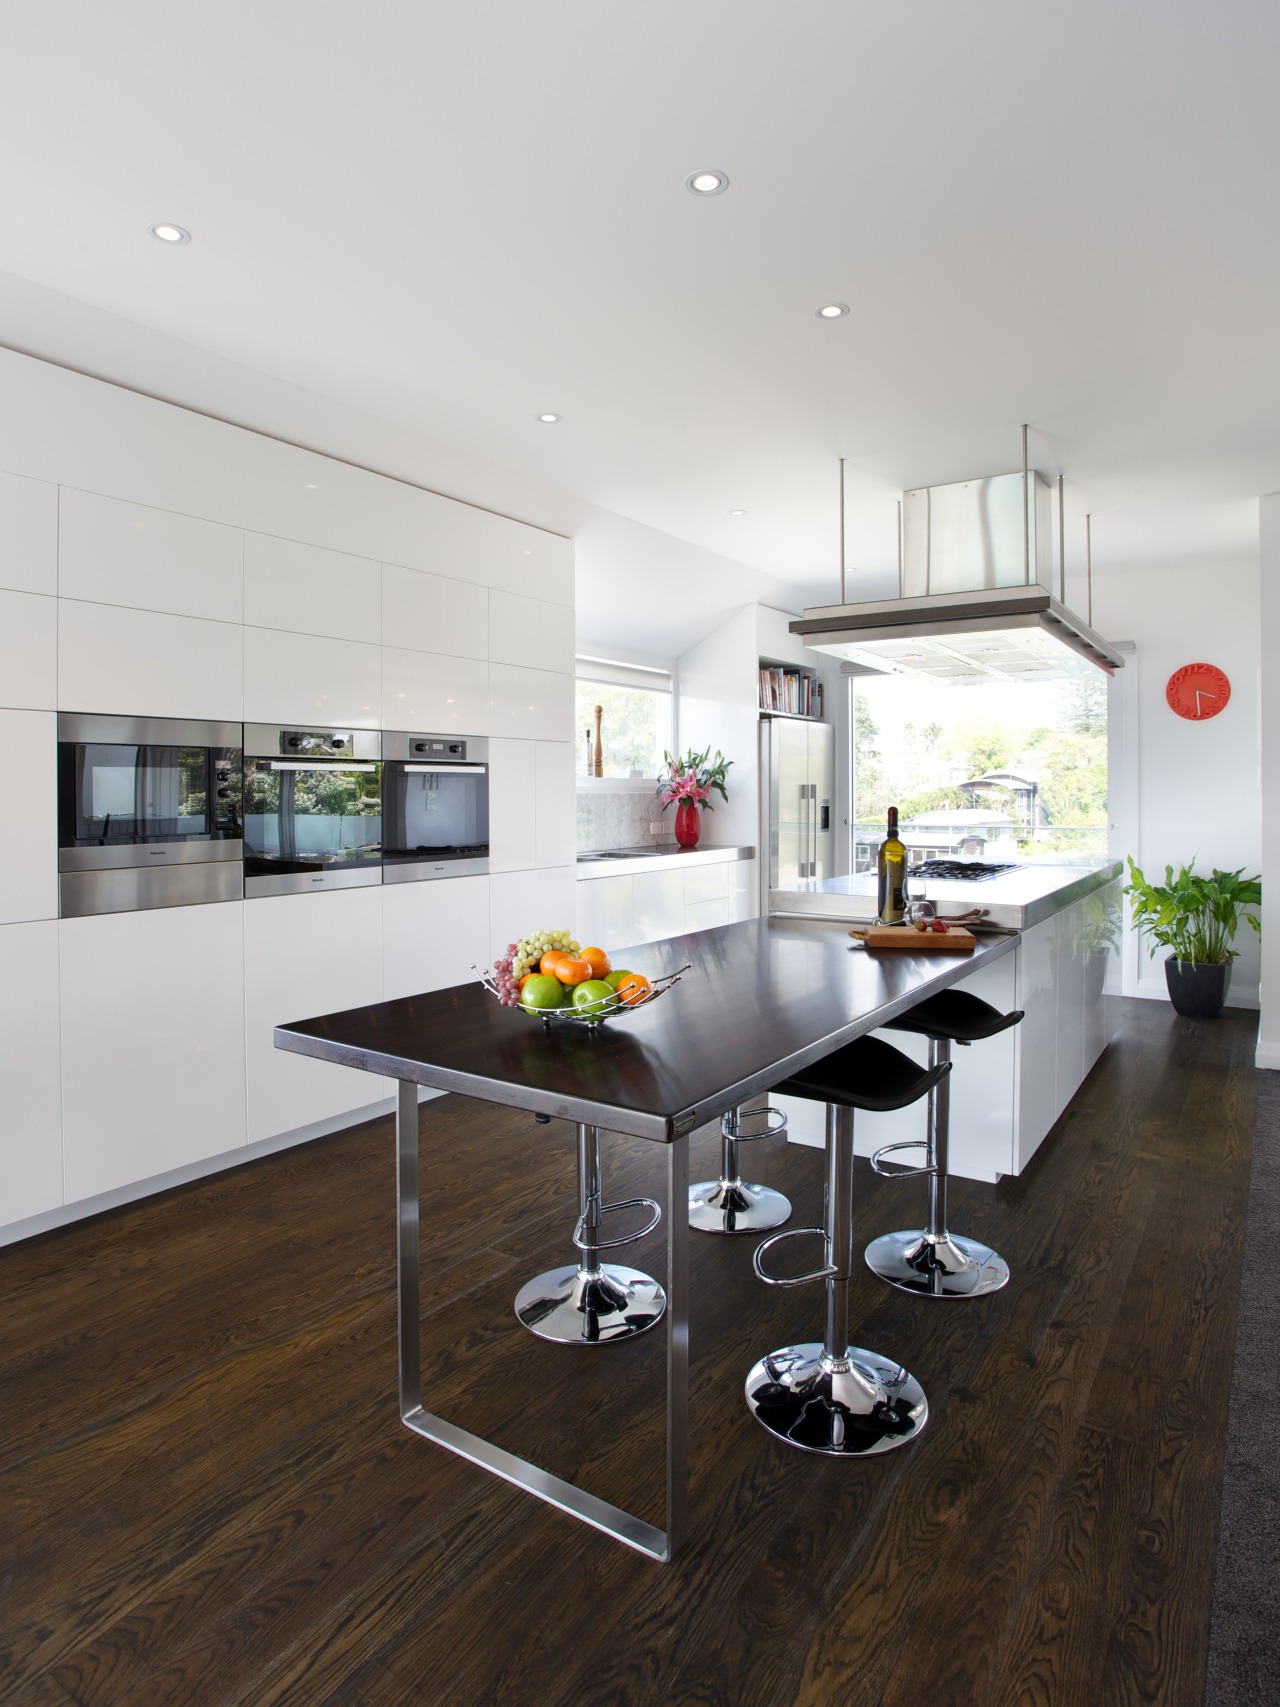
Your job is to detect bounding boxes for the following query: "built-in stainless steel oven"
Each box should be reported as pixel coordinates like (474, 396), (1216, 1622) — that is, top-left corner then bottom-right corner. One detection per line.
(382, 732), (489, 883)
(243, 725), (382, 897)
(57, 713), (244, 917)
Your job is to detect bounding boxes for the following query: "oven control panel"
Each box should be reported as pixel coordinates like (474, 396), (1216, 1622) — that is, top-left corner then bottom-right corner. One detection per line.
(410, 738), (468, 761)
(280, 729), (355, 756)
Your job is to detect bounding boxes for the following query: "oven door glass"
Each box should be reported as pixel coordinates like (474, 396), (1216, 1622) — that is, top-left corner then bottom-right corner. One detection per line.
(244, 759), (382, 878)
(383, 763), (489, 871)
(59, 743), (242, 849)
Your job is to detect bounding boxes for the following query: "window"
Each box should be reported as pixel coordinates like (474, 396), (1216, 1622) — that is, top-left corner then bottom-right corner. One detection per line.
(575, 658), (673, 779)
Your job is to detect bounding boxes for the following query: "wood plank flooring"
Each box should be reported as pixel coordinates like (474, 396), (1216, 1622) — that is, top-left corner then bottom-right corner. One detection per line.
(0, 999), (1257, 1707)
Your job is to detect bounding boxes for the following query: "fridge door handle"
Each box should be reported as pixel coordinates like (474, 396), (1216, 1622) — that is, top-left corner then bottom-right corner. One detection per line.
(810, 783), (819, 875)
(799, 784), (808, 878)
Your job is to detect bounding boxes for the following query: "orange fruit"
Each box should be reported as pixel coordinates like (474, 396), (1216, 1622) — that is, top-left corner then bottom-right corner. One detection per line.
(539, 950), (568, 977)
(554, 956), (593, 986)
(580, 945), (612, 978)
(518, 972), (538, 993)
(614, 971), (652, 1007)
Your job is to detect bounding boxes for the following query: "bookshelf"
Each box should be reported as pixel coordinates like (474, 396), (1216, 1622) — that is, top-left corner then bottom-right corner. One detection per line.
(759, 658), (824, 720)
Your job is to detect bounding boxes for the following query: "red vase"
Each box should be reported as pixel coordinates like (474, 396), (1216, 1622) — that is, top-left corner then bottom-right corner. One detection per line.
(674, 800), (701, 848)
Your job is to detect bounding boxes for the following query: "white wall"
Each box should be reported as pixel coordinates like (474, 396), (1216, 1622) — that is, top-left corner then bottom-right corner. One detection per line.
(1094, 556), (1262, 1009)
(675, 604), (761, 855)
(1258, 495), (1280, 1066)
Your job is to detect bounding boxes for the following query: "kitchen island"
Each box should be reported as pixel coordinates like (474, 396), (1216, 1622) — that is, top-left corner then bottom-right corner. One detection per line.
(769, 860), (1124, 1180)
(275, 914), (1017, 1561)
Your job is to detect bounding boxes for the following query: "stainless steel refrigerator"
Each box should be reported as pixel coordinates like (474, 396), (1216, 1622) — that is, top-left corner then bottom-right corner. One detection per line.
(760, 717), (836, 894)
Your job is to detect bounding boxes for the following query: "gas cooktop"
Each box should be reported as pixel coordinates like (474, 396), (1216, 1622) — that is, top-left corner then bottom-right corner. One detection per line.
(911, 859), (1023, 881)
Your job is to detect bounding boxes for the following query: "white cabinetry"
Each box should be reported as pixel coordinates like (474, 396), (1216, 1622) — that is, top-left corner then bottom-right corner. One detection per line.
(490, 867), (578, 963)
(383, 877), (490, 1000)
(489, 591), (574, 674)
(382, 647), (489, 732)
(0, 920), (63, 1221)
(244, 534), (380, 644)
(0, 710), (56, 923)
(58, 489), (244, 622)
(60, 904), (248, 1201)
(381, 564), (486, 660)
(577, 856), (756, 951)
(0, 469), (57, 595)
(243, 626), (380, 728)
(60, 600), (243, 720)
(244, 887), (386, 1143)
(488, 663), (574, 742)
(0, 591), (57, 711)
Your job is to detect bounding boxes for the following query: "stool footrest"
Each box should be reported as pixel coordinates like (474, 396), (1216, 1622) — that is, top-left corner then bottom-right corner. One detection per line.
(722, 1106), (788, 1142)
(752, 1226), (836, 1288)
(572, 1195), (662, 1253)
(870, 1139), (936, 1180)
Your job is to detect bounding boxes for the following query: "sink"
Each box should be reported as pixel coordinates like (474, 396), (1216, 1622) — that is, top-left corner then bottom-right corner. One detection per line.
(577, 847), (678, 861)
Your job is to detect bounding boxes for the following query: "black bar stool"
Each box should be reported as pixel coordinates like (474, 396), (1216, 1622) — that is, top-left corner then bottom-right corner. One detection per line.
(688, 1103), (792, 1234)
(515, 1121), (666, 1343)
(744, 1035), (948, 1456)
(865, 990), (1023, 1299)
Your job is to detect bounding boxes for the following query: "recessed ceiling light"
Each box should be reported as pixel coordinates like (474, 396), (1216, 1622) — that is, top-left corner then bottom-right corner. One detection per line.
(685, 170), (729, 196)
(815, 303), (849, 319)
(729, 509), (747, 516)
(537, 412), (562, 424)
(147, 222), (191, 245)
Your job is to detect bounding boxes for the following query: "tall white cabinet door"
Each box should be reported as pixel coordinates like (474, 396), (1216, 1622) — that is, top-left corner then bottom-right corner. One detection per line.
(0, 470), (57, 595)
(244, 887), (386, 1144)
(60, 903), (248, 1203)
(0, 710), (56, 923)
(384, 877), (490, 1000)
(534, 742), (577, 869)
(487, 738), (538, 873)
(0, 920), (62, 1224)
(0, 589), (57, 710)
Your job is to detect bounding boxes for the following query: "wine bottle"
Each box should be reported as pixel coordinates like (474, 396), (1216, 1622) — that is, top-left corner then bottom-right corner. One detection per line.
(877, 806), (907, 924)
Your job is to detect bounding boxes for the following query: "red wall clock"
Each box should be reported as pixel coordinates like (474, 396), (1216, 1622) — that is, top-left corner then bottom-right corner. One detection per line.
(1166, 663), (1231, 721)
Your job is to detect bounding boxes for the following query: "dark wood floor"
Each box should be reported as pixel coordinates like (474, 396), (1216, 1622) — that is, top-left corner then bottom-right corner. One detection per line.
(0, 999), (1257, 1707)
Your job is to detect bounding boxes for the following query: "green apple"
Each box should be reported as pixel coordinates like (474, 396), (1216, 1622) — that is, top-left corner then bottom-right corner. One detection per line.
(572, 979), (618, 1017)
(521, 974), (566, 1011)
(604, 969), (634, 991)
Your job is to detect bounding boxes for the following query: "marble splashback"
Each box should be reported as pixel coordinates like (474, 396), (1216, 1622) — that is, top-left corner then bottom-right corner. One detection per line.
(577, 782), (677, 851)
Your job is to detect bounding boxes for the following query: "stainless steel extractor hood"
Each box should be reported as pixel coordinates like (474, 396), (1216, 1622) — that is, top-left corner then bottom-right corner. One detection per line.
(790, 467), (1125, 681)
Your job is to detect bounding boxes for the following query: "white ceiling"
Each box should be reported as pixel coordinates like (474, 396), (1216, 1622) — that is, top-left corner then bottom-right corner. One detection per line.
(1, 0), (1276, 625)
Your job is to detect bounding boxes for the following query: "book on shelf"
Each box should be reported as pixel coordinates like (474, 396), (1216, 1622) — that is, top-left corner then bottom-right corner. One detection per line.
(758, 666), (823, 719)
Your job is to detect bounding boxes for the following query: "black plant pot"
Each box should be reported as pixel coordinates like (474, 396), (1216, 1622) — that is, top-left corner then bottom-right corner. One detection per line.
(1164, 956), (1230, 1018)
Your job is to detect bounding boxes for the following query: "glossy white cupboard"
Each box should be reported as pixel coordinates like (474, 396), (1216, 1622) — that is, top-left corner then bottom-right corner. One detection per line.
(60, 903), (248, 1201)
(0, 921), (63, 1222)
(244, 887), (387, 1144)
(0, 469), (58, 595)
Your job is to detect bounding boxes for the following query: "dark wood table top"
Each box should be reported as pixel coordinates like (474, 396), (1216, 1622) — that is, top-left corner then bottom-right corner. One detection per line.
(274, 915), (1018, 1142)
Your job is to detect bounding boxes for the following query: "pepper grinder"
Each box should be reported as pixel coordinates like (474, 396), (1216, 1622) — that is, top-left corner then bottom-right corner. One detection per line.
(592, 705), (604, 777)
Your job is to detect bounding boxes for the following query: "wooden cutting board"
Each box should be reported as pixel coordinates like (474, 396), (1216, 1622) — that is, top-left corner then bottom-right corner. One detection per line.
(858, 923), (976, 954)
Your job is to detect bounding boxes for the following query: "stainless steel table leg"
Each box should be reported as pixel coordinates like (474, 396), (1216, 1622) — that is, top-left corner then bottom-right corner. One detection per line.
(395, 1079), (689, 1562)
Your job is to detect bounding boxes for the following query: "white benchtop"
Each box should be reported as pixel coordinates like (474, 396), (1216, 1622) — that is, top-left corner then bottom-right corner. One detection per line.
(577, 845), (755, 881)
(770, 860), (1122, 930)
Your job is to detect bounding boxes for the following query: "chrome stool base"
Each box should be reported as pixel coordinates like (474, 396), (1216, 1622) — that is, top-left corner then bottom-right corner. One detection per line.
(690, 1104), (790, 1236)
(514, 1262), (666, 1344)
(688, 1178), (791, 1234)
(745, 1341), (928, 1456)
(864, 1229), (1010, 1298)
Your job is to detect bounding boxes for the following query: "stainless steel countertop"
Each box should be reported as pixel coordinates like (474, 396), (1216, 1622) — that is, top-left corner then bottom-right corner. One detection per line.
(770, 859), (1122, 930)
(577, 845), (755, 881)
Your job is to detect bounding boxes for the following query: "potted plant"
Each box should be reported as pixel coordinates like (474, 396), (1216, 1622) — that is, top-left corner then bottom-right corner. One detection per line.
(656, 746), (732, 849)
(1124, 857), (1261, 1018)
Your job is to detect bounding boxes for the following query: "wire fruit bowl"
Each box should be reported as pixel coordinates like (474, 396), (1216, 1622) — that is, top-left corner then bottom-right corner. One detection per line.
(472, 963), (691, 1028)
